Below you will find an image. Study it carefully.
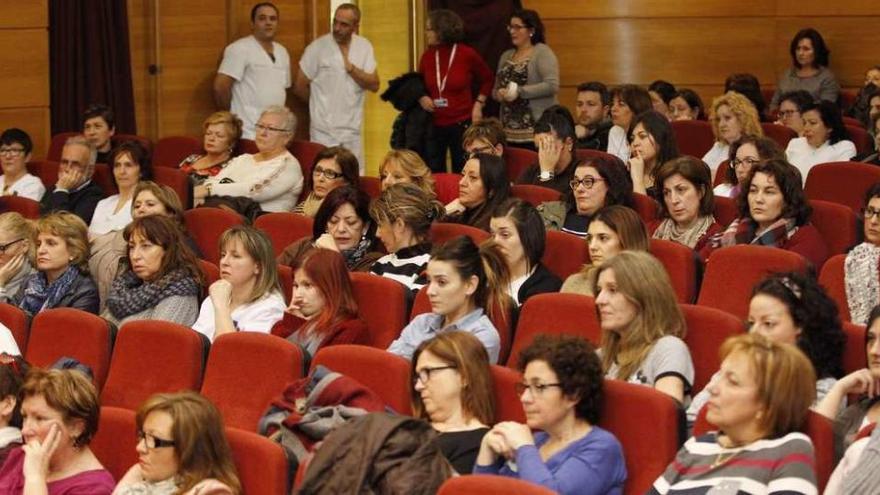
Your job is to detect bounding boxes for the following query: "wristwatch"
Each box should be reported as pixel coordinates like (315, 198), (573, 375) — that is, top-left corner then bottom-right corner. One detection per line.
(539, 170), (555, 182)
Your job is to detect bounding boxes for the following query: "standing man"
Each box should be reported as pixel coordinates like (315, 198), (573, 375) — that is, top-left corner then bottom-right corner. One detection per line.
(214, 2), (291, 139)
(573, 82), (612, 151)
(295, 3), (379, 172)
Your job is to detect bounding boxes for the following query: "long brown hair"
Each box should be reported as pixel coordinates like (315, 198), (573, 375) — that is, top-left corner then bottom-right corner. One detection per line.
(123, 215), (204, 286)
(431, 236), (511, 322)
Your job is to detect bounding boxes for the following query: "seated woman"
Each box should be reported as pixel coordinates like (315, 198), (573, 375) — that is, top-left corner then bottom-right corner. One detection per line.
(444, 153), (510, 231)
(474, 335), (627, 495)
(369, 183), (444, 294)
(0, 128), (45, 201)
(515, 106), (580, 194)
(113, 392), (241, 495)
(89, 141), (153, 237)
(102, 215), (203, 327)
(561, 205), (649, 296)
(11, 212), (98, 315)
(648, 80), (676, 119)
(490, 198), (561, 306)
(0, 368), (114, 493)
(411, 331), (494, 474)
(860, 114), (880, 165)
(0, 213), (36, 304)
(650, 156), (722, 255)
(843, 183), (880, 324)
(826, 423), (880, 495)
(628, 110), (680, 196)
(294, 146), (359, 217)
(649, 333), (817, 494)
(178, 110), (242, 185)
(713, 135), (785, 199)
(711, 158), (828, 268)
(593, 251), (694, 404)
(462, 117), (506, 158)
(272, 248), (368, 356)
(668, 89), (705, 122)
(278, 186), (383, 271)
(774, 90), (814, 137)
(688, 272), (846, 427)
(195, 105), (303, 213)
(388, 236), (509, 364)
(606, 85), (653, 163)
(378, 149), (435, 196)
(537, 154), (633, 238)
(785, 100), (857, 184)
(703, 91), (764, 177)
(192, 226), (285, 342)
(0, 355), (27, 466)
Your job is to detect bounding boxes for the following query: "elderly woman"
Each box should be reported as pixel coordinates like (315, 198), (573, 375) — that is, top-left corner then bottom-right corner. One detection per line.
(774, 90), (814, 137)
(493, 9), (559, 149)
(294, 146), (359, 217)
(178, 111), (243, 185)
(843, 183), (880, 324)
(279, 186), (383, 272)
(650, 156), (721, 255)
(0, 213), (36, 304)
(192, 226), (285, 342)
(113, 392), (241, 494)
(11, 212), (98, 315)
(419, 9), (493, 172)
(378, 149), (435, 195)
(785, 100), (856, 184)
(89, 141), (153, 237)
(711, 158), (828, 268)
(0, 128), (45, 201)
(195, 105), (303, 213)
(649, 333), (817, 494)
(0, 368), (114, 493)
(628, 110), (680, 196)
(411, 331), (494, 474)
(445, 153), (511, 231)
(101, 215), (203, 327)
(370, 183), (444, 293)
(702, 91), (764, 176)
(713, 135), (785, 199)
(770, 28), (840, 109)
(606, 85), (653, 163)
(474, 335), (627, 494)
(669, 89), (705, 122)
(515, 105), (580, 194)
(561, 205), (649, 296)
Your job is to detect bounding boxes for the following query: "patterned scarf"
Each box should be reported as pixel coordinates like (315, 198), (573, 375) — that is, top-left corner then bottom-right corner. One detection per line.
(716, 216), (798, 248)
(652, 215), (716, 249)
(341, 236), (373, 270)
(20, 265), (81, 315)
(294, 193), (324, 218)
(845, 242), (880, 325)
(105, 268), (200, 320)
(843, 425), (880, 495)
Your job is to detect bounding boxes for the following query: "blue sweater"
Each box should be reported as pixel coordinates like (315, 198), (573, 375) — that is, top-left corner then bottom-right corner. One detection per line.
(473, 426), (627, 495)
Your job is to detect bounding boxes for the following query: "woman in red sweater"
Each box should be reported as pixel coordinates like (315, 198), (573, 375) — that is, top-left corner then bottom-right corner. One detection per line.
(419, 9), (493, 173)
(272, 248), (368, 356)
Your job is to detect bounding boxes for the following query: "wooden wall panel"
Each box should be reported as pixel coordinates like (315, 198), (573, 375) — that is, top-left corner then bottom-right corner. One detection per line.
(127, 0), (155, 139)
(0, 108), (51, 158)
(0, 1), (47, 28)
(775, 0), (880, 16)
(535, 1), (773, 19)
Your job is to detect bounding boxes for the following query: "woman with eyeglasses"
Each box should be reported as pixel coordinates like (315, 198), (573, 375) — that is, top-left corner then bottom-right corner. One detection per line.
(194, 105), (303, 213)
(606, 85), (653, 163)
(411, 331), (494, 474)
(474, 334), (627, 494)
(445, 153), (511, 232)
(628, 110), (680, 196)
(178, 111), (243, 186)
(493, 9), (559, 150)
(785, 100), (856, 185)
(838, 183), (880, 325)
(774, 90), (814, 137)
(293, 146), (359, 217)
(650, 157), (721, 256)
(713, 135), (785, 199)
(0, 128), (44, 201)
(703, 92), (764, 178)
(0, 213), (35, 305)
(113, 392), (241, 495)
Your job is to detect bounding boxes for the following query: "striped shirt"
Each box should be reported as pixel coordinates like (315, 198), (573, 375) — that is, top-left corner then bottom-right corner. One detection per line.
(369, 243), (431, 294)
(649, 431), (817, 495)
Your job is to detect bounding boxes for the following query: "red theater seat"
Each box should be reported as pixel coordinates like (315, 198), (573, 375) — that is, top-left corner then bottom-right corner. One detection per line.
(575, 148), (619, 164)
(632, 193), (658, 224)
(509, 293), (600, 366)
(433, 173), (461, 204)
(438, 476), (555, 495)
(504, 147), (537, 182)
(760, 123), (798, 149)
(90, 406), (138, 482)
(671, 120), (715, 158)
(0, 196), (41, 219)
(713, 195), (738, 228)
(511, 184), (560, 206)
(288, 139), (325, 184)
(311, 345), (412, 414)
(842, 322), (866, 376)
(650, 239), (699, 304)
(277, 264), (293, 303)
(254, 212), (314, 258)
(542, 230), (588, 280)
(490, 365), (526, 423)
(350, 272), (409, 349)
(818, 254), (849, 322)
(680, 304), (744, 393)
(0, 303), (29, 352)
(226, 427), (290, 495)
(153, 136), (202, 167)
(152, 166), (190, 207)
(804, 162), (880, 214)
(429, 221), (490, 245)
(810, 199), (857, 258)
(360, 176), (382, 199)
(183, 208), (244, 264)
(846, 124), (872, 155)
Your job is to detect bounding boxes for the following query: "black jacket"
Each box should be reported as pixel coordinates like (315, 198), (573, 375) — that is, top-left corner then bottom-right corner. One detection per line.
(40, 180), (105, 225)
(381, 72), (432, 157)
(518, 263), (562, 305)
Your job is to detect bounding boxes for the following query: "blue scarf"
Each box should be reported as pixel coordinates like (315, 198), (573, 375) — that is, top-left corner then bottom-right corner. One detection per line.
(19, 265), (81, 315)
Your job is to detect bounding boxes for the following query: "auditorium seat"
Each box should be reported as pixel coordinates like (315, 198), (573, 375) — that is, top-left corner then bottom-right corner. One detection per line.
(287, 139), (325, 185)
(152, 166), (190, 207)
(350, 272), (409, 349)
(542, 230), (589, 280)
(842, 116), (864, 128)
(650, 239), (699, 304)
(804, 162), (880, 214)
(670, 120), (715, 158)
(698, 245), (808, 319)
(201, 332), (305, 431)
(254, 212), (314, 258)
(508, 293), (600, 366)
(846, 124), (872, 155)
(712, 195), (738, 229)
(574, 148), (619, 164)
(632, 192), (658, 224)
(102, 320), (208, 410)
(433, 172), (461, 204)
(713, 160), (730, 187)
(271, 264), (291, 305)
(0, 196), (41, 219)
(183, 207), (245, 265)
(680, 304), (744, 393)
(429, 221), (490, 245)
(809, 199), (857, 258)
(438, 476), (555, 495)
(842, 322), (866, 376)
(114, 134), (153, 154)
(511, 184), (560, 206)
(490, 364), (526, 423)
(46, 132), (79, 161)
(0, 303), (29, 352)
(152, 136), (202, 168)
(359, 176), (382, 199)
(818, 254), (849, 322)
(198, 259), (220, 289)
(311, 345), (412, 414)
(504, 147), (537, 182)
(92, 163), (117, 194)
(237, 138), (259, 155)
(90, 406), (138, 482)
(226, 427), (290, 495)
(25, 308), (115, 388)
(760, 122), (798, 149)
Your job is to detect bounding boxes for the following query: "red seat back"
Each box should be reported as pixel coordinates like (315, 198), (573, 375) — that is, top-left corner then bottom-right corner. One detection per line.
(490, 365), (526, 423)
(632, 193), (658, 224)
(92, 163), (117, 194)
(542, 230), (588, 280)
(846, 124), (873, 155)
(114, 134), (153, 154)
(429, 222), (490, 245)
(197, 259), (220, 289)
(680, 304), (744, 393)
(360, 176), (382, 199)
(575, 148), (619, 164)
(760, 123), (798, 149)
(818, 254), (849, 322)
(671, 120), (715, 158)
(201, 332), (304, 431)
(237, 138), (259, 155)
(287, 140), (325, 183)
(510, 184), (560, 207)
(503, 147), (537, 182)
(25, 308), (115, 388)
(254, 212), (314, 258)
(509, 293), (600, 366)
(804, 162), (880, 214)
(650, 239), (699, 304)
(810, 200), (857, 258)
(433, 173), (461, 204)
(0, 196), (41, 219)
(713, 160), (731, 187)
(311, 345), (412, 414)
(152, 136), (202, 168)
(713, 195), (738, 228)
(842, 322), (867, 376)
(0, 303), (29, 352)
(842, 116), (864, 128)
(90, 406), (138, 482)
(277, 264), (293, 304)
(438, 476), (555, 495)
(350, 272), (409, 349)
(226, 427), (290, 495)
(46, 132), (79, 161)
(152, 166), (190, 207)
(183, 208), (245, 264)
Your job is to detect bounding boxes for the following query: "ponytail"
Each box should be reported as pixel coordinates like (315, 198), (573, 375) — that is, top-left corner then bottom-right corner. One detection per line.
(478, 239), (512, 324)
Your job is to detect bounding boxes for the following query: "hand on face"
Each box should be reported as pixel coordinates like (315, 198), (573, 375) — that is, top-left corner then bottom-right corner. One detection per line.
(22, 422), (62, 481)
(0, 251), (26, 286)
(537, 135), (563, 172)
(57, 167), (85, 190)
(314, 233), (340, 252)
(628, 149), (645, 177)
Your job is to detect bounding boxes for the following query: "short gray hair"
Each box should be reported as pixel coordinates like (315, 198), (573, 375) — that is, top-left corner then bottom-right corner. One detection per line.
(337, 3), (361, 23)
(63, 135), (97, 166)
(261, 105), (296, 134)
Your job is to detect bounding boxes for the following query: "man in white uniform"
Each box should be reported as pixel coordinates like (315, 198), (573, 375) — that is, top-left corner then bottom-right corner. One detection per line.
(294, 3), (379, 172)
(214, 2), (291, 139)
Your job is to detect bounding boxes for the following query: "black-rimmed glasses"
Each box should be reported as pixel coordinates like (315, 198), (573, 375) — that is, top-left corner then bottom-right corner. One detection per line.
(413, 365), (456, 385)
(515, 382), (562, 397)
(313, 166), (344, 180)
(0, 238), (23, 254)
(863, 207), (880, 220)
(137, 430), (176, 449)
(255, 123), (290, 134)
(569, 177), (604, 190)
(731, 157), (760, 168)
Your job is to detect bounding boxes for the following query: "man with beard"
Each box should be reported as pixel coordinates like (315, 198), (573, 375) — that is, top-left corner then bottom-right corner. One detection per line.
(574, 81), (612, 151)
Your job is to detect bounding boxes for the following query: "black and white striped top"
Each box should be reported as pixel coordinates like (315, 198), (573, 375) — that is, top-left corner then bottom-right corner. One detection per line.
(369, 243), (432, 294)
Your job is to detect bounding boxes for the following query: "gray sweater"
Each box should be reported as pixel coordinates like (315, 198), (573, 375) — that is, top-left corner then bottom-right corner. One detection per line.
(101, 294), (199, 328)
(770, 66), (840, 108)
(495, 43), (559, 121)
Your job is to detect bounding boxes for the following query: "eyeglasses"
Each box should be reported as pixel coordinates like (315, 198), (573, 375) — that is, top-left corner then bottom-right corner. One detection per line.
(313, 166), (344, 180)
(515, 382), (562, 397)
(863, 207), (880, 220)
(731, 157), (760, 168)
(0, 147), (25, 157)
(507, 24), (527, 32)
(255, 123), (290, 134)
(0, 238), (23, 254)
(137, 430), (176, 449)
(569, 177), (604, 190)
(413, 365), (456, 385)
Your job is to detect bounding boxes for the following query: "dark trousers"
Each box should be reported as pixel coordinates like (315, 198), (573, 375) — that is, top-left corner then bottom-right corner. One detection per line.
(426, 120), (470, 173)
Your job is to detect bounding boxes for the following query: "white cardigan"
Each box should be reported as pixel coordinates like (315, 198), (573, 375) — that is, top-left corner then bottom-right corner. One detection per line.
(204, 150), (303, 212)
(785, 137), (857, 185)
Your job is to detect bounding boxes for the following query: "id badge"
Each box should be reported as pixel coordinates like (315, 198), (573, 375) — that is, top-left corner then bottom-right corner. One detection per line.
(433, 98), (449, 108)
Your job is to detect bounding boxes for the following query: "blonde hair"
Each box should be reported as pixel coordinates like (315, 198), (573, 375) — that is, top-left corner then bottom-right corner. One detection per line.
(369, 183), (444, 243)
(591, 251), (685, 379)
(218, 226), (281, 304)
(203, 111), (243, 150)
(709, 91), (764, 143)
(0, 212), (35, 259)
(379, 150), (435, 197)
(132, 181), (185, 227)
(35, 212), (90, 271)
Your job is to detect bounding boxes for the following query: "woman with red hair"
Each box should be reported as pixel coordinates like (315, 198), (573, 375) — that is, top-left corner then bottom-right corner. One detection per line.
(272, 248), (368, 356)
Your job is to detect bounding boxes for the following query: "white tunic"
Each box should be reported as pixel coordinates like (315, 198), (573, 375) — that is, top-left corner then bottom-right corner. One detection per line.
(89, 194), (133, 236)
(785, 137), (857, 185)
(701, 141), (730, 181)
(203, 151), (303, 213)
(192, 291), (286, 342)
(0, 173), (45, 202)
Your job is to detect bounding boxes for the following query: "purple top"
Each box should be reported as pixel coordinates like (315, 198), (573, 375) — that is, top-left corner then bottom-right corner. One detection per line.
(0, 447), (115, 494)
